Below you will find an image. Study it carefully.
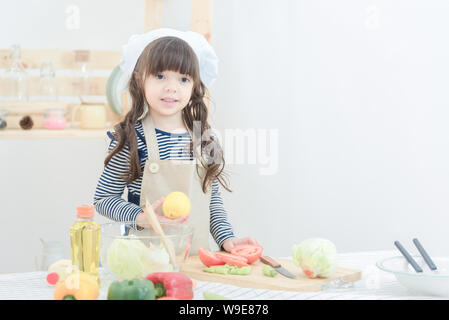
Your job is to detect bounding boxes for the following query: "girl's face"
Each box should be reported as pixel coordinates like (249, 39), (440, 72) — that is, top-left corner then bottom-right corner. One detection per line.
(143, 70), (194, 118)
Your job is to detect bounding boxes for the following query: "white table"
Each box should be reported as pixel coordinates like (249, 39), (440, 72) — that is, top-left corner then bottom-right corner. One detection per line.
(0, 250), (446, 300)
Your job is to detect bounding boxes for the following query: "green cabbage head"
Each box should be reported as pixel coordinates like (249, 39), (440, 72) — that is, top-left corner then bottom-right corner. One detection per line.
(107, 235), (173, 279)
(292, 238), (337, 278)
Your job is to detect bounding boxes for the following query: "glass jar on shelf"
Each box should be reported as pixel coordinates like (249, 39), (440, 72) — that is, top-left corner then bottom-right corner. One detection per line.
(44, 108), (67, 130)
(39, 61), (57, 101)
(0, 110), (8, 129)
(74, 50), (90, 102)
(3, 45), (29, 101)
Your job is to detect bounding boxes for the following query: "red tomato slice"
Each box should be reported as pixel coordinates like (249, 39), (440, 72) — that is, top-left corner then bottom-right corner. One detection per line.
(230, 244), (264, 264)
(198, 247), (226, 267)
(214, 252), (249, 267)
(214, 252), (247, 262)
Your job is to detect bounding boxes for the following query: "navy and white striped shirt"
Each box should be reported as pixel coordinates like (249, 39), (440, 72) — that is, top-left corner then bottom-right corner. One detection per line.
(93, 121), (235, 249)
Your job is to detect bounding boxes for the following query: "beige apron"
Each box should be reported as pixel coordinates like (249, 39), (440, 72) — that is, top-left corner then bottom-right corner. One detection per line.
(138, 114), (212, 255)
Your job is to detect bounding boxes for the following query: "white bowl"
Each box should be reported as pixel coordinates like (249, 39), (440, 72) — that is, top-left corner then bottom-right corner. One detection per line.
(376, 255), (449, 297)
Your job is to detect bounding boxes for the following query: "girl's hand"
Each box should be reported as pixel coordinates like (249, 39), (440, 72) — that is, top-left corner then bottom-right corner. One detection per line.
(151, 197), (165, 216)
(222, 237), (262, 253)
(155, 199), (190, 224)
(135, 197), (167, 227)
(146, 196), (190, 223)
(136, 197), (189, 227)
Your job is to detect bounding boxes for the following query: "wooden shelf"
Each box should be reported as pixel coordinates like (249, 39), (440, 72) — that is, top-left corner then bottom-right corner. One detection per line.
(0, 128), (111, 139)
(0, 0), (213, 140)
(0, 49), (120, 70)
(0, 77), (109, 97)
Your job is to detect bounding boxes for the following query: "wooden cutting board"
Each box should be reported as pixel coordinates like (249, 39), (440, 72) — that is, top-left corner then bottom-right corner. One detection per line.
(181, 256), (362, 292)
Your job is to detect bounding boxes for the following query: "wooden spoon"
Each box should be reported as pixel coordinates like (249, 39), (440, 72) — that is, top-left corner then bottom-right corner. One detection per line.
(144, 199), (178, 270)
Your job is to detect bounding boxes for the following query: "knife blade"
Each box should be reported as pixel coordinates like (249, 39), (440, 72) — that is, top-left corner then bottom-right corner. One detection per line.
(260, 256), (296, 279)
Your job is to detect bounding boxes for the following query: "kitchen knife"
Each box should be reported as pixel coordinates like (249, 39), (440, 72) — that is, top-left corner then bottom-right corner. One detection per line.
(260, 256), (296, 279)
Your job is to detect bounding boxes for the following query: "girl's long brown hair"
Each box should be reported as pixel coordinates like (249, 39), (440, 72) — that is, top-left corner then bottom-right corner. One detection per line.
(105, 36), (231, 193)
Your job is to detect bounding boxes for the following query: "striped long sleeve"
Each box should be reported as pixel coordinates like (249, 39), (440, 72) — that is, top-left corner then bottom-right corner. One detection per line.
(93, 121), (236, 249)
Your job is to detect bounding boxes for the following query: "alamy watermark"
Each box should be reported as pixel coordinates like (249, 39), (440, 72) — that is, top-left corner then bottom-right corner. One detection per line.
(364, 5), (381, 30)
(168, 121), (279, 176)
(65, 5), (81, 30)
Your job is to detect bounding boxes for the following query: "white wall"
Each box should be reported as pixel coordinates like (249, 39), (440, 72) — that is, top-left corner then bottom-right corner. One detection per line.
(212, 0), (449, 259)
(2, 0), (449, 272)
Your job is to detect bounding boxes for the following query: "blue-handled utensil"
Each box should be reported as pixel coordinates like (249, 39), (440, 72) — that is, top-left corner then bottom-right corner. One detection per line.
(413, 238), (438, 272)
(394, 240), (423, 273)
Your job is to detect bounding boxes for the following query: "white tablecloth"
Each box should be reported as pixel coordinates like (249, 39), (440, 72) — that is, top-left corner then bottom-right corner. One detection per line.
(0, 250), (446, 300)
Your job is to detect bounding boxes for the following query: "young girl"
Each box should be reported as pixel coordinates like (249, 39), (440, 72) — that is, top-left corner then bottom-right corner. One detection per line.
(94, 29), (260, 254)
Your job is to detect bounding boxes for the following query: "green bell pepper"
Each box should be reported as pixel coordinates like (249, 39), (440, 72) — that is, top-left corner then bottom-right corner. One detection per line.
(107, 278), (155, 300)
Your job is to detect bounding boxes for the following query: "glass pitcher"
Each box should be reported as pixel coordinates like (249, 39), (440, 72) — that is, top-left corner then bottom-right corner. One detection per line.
(35, 238), (67, 271)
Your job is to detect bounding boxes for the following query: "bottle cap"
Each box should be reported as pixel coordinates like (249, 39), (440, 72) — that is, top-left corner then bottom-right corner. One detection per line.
(76, 205), (94, 219)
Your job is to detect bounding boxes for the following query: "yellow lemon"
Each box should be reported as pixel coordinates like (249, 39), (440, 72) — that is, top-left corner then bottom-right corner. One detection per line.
(162, 191), (191, 219)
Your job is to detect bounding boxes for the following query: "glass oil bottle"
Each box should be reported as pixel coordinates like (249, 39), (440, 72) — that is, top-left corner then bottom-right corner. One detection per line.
(70, 205), (100, 283)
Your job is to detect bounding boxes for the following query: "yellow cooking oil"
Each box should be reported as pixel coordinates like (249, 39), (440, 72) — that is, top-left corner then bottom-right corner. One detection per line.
(70, 205), (101, 283)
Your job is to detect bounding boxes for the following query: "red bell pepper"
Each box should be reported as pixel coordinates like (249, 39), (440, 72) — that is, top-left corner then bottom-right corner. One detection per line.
(145, 272), (194, 300)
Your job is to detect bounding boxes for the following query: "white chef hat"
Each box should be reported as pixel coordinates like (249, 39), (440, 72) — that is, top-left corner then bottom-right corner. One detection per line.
(120, 27), (219, 88)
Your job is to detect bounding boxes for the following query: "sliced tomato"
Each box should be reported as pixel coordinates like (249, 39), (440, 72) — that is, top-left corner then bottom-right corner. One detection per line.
(198, 247), (225, 267)
(214, 252), (249, 267)
(214, 252), (247, 262)
(230, 244), (264, 264)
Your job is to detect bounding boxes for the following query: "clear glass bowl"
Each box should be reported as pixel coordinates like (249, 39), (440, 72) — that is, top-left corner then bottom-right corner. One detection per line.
(100, 221), (193, 282)
(376, 255), (449, 297)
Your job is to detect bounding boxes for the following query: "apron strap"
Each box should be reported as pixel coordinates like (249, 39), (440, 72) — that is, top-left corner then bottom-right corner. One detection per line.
(141, 114), (203, 166)
(107, 129), (148, 164)
(135, 126), (148, 163)
(135, 125), (146, 146)
(142, 115), (160, 161)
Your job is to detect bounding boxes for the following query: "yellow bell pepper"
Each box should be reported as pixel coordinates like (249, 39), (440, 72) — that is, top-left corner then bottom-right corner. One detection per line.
(53, 272), (99, 300)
